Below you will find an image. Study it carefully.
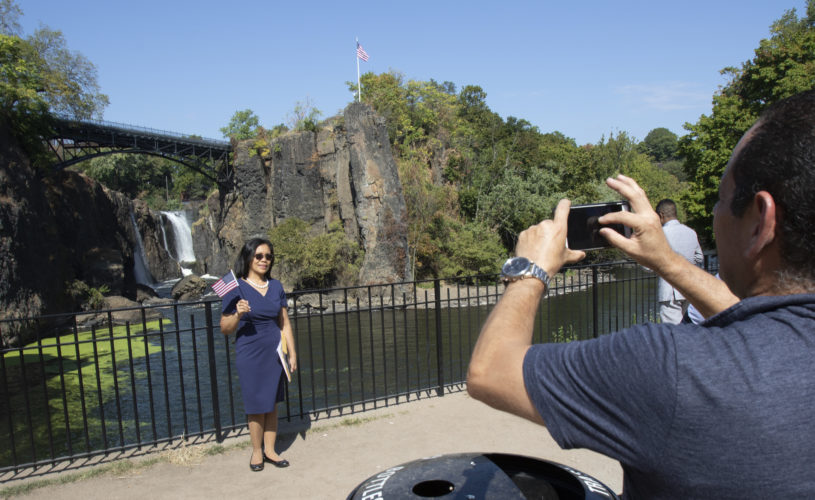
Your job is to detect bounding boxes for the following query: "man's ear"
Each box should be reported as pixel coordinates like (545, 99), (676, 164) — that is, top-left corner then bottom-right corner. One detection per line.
(745, 191), (777, 259)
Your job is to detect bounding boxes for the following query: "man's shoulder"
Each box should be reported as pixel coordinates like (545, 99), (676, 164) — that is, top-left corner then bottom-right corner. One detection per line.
(707, 293), (815, 327)
(663, 219), (695, 233)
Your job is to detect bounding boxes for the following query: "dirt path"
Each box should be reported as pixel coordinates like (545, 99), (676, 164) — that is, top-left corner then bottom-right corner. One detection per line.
(3, 392), (622, 499)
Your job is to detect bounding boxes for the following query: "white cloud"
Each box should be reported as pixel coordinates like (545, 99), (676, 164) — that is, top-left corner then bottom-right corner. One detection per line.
(616, 83), (712, 111)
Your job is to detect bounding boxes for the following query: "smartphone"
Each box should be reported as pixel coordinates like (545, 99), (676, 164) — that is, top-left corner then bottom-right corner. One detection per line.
(567, 201), (632, 251)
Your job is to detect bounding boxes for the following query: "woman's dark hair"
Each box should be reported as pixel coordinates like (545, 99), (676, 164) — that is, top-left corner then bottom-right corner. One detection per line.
(234, 238), (274, 280)
(730, 89), (815, 283)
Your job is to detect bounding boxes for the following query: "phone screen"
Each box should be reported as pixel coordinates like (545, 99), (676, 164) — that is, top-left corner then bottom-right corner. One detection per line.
(567, 201), (630, 251)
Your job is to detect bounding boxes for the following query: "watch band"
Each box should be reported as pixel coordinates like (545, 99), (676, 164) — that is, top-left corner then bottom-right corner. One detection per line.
(525, 262), (550, 288)
(501, 257), (550, 289)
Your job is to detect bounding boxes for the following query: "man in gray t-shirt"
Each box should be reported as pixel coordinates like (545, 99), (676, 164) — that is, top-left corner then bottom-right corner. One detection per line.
(468, 90), (815, 498)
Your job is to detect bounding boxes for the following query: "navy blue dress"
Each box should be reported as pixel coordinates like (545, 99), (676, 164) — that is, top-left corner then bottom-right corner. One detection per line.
(221, 279), (287, 414)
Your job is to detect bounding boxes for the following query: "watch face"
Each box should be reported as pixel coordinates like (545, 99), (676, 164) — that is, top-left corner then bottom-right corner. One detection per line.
(502, 257), (530, 276)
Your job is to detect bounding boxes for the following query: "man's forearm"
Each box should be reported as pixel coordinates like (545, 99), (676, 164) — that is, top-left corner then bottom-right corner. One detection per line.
(659, 253), (738, 318)
(467, 280), (546, 424)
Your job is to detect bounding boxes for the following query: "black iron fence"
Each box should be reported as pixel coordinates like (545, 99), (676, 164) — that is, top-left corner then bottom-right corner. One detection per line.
(0, 258), (717, 473)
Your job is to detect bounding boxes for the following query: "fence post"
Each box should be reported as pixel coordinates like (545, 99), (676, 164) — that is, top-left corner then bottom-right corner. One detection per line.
(434, 278), (444, 397)
(204, 302), (223, 442)
(592, 267), (599, 339)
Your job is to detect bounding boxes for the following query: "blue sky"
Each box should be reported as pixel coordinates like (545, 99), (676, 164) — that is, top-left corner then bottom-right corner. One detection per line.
(19, 0), (807, 145)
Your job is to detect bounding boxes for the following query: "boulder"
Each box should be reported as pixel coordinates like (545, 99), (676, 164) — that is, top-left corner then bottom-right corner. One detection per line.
(171, 275), (208, 301)
(136, 283), (159, 302)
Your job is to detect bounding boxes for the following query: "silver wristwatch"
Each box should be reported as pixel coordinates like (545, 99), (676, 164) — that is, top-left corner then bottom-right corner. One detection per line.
(500, 257), (550, 288)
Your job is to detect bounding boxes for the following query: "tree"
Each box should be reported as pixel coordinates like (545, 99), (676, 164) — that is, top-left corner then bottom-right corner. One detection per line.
(350, 71), (410, 145)
(1, 0), (107, 151)
(220, 109), (260, 140)
(0, 33), (47, 119)
(680, 1), (815, 242)
(26, 26), (108, 119)
(438, 220), (506, 280)
(0, 0), (22, 36)
(286, 97), (322, 132)
(477, 166), (565, 249)
(0, 33), (52, 156)
(639, 127), (678, 162)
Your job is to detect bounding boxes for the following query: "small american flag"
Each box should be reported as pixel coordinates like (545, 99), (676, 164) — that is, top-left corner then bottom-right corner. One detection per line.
(212, 270), (239, 298)
(356, 42), (369, 62)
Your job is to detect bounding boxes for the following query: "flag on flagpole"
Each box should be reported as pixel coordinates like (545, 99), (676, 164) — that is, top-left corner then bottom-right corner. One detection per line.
(356, 42), (369, 62)
(212, 270), (239, 297)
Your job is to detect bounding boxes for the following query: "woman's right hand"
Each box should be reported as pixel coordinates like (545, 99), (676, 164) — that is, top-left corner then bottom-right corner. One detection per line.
(220, 299), (250, 336)
(235, 299), (251, 317)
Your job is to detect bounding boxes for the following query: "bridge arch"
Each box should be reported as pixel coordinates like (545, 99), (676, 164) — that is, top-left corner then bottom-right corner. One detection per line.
(47, 116), (234, 184)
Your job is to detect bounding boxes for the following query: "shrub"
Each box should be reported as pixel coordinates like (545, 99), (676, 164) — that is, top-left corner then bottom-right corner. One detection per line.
(269, 218), (362, 289)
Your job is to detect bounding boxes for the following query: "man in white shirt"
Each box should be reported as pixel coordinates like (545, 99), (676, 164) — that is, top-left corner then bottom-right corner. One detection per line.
(655, 199), (703, 324)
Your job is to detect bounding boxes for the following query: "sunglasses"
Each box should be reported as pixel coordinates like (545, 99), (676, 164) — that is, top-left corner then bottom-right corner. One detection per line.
(254, 253), (273, 261)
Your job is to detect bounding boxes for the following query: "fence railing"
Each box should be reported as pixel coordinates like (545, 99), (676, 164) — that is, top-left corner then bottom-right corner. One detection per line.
(0, 258), (717, 473)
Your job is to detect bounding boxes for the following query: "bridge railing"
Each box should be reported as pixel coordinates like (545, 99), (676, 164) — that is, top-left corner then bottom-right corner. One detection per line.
(53, 113), (230, 148)
(0, 258), (718, 474)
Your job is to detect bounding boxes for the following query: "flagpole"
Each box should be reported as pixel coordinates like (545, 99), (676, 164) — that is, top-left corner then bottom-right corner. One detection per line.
(356, 37), (361, 102)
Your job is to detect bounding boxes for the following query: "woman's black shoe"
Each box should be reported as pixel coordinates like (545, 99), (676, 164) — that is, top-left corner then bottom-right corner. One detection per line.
(263, 455), (290, 468)
(250, 461), (264, 472)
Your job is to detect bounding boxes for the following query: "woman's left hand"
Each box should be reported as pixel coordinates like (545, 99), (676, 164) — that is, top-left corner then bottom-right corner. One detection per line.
(288, 351), (298, 372)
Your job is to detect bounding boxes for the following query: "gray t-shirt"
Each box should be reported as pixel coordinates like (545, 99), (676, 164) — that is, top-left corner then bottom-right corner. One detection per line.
(523, 294), (815, 499)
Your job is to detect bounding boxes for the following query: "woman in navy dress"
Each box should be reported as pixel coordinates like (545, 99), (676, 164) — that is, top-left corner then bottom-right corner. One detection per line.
(220, 238), (297, 472)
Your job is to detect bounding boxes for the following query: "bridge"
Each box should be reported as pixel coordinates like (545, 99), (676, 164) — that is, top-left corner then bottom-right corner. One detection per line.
(47, 115), (233, 184)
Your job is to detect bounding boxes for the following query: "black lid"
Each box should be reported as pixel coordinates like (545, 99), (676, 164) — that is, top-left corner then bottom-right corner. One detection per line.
(346, 452), (618, 499)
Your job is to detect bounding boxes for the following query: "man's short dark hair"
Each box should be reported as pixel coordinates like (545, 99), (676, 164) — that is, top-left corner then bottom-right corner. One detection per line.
(656, 199), (677, 219)
(730, 89), (815, 285)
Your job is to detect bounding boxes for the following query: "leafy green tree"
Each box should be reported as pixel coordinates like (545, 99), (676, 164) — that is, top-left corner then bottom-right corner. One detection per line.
(397, 155), (453, 278)
(27, 26), (108, 119)
(680, 1), (815, 242)
(438, 220), (506, 280)
(0, 33), (48, 123)
(1, 1), (107, 153)
(78, 152), (217, 208)
(477, 166), (565, 248)
(220, 109), (260, 140)
(588, 131), (642, 181)
(80, 153), (175, 200)
(350, 71), (411, 145)
(639, 127), (678, 162)
(171, 165), (215, 201)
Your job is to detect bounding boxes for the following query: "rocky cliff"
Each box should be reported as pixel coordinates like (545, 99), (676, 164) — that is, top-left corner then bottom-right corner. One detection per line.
(193, 102), (411, 287)
(0, 120), (179, 346)
(0, 103), (411, 346)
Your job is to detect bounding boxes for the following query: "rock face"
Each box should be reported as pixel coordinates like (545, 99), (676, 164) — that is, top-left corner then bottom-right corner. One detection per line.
(193, 102), (411, 287)
(0, 120), (178, 346)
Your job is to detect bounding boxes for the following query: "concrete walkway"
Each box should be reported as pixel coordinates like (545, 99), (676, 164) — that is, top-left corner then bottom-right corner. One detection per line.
(2, 391), (622, 499)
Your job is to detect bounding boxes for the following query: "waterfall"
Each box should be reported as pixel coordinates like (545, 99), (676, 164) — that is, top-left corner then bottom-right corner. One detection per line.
(129, 210), (154, 285)
(161, 210), (196, 276)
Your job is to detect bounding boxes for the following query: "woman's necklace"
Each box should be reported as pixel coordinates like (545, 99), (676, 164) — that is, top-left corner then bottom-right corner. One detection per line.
(246, 278), (268, 289)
